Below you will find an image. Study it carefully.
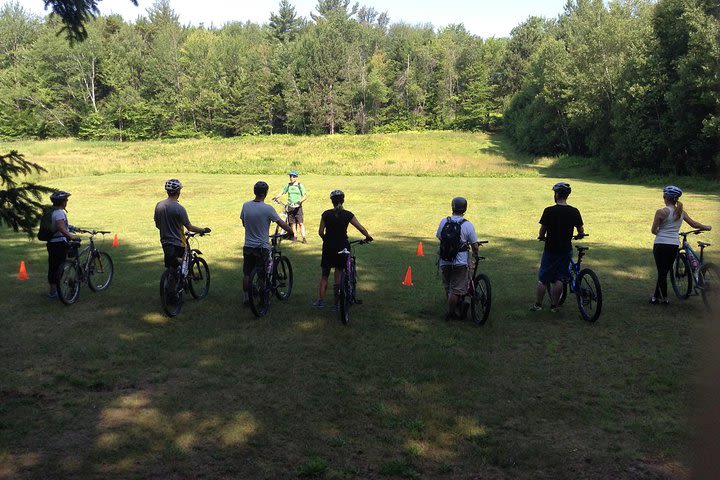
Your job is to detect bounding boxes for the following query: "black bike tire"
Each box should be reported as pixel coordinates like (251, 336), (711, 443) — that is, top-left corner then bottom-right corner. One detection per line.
(699, 262), (719, 312)
(188, 256), (211, 300)
(248, 267), (270, 318)
(470, 273), (492, 326)
(87, 251), (114, 292)
(576, 268), (602, 322)
(273, 256), (293, 300)
(57, 260), (81, 305)
(670, 252), (693, 299)
(339, 271), (351, 325)
(546, 281), (568, 306)
(160, 268), (183, 317)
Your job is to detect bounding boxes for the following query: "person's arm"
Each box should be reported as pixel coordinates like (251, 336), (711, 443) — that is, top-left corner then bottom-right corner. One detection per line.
(575, 225), (585, 238)
(683, 211), (712, 231)
(55, 217), (79, 241)
(318, 217), (326, 240)
(186, 223), (211, 234)
(651, 208), (668, 235)
(350, 216), (373, 242)
(537, 224), (547, 240)
(277, 218), (293, 235)
(298, 185), (307, 205)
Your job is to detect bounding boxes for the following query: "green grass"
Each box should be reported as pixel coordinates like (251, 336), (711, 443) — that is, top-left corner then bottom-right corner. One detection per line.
(1, 131), (719, 478)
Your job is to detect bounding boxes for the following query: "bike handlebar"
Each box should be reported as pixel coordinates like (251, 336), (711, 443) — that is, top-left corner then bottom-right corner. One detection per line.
(349, 239), (372, 245)
(185, 231), (210, 238)
(538, 233), (588, 241)
(679, 229), (704, 237)
(75, 228), (111, 235)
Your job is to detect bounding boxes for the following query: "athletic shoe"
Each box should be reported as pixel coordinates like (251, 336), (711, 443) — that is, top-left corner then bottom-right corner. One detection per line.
(330, 304), (339, 312)
(649, 297), (659, 305)
(312, 299), (325, 308)
(47, 292), (58, 300)
(301, 237), (307, 244)
(529, 304), (543, 312)
(549, 305), (559, 313)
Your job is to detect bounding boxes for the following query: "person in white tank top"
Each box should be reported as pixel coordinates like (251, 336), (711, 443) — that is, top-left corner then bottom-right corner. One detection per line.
(649, 185), (712, 304)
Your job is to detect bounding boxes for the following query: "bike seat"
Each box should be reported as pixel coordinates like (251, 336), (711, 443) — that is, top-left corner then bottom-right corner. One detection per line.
(698, 241), (711, 248)
(337, 248), (350, 255)
(576, 246), (589, 252)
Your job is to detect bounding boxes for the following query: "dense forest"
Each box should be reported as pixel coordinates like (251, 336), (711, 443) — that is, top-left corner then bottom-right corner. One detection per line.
(0, 0), (717, 176)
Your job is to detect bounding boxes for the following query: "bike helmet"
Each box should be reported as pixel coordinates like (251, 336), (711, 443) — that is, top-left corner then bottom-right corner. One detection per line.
(165, 178), (183, 193)
(663, 185), (682, 200)
(552, 182), (572, 196)
(254, 181), (269, 196)
(50, 191), (71, 205)
(451, 196), (467, 214)
(330, 189), (345, 205)
(288, 170), (299, 177)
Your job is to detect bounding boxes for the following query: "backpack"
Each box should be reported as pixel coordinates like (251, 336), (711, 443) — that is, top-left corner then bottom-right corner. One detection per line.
(438, 217), (467, 261)
(37, 206), (56, 242)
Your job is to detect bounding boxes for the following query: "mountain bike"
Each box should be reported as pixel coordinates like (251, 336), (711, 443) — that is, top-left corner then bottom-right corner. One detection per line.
(337, 239), (371, 325)
(670, 229), (717, 311)
(441, 241), (492, 325)
(56, 229), (114, 305)
(545, 234), (602, 322)
(160, 231), (211, 317)
(248, 233), (293, 317)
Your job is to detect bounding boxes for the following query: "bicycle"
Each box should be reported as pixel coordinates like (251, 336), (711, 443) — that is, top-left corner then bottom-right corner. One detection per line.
(670, 229), (717, 310)
(440, 241), (492, 325)
(56, 229), (114, 305)
(159, 231), (211, 317)
(337, 239), (371, 325)
(248, 233), (293, 317)
(545, 234), (602, 322)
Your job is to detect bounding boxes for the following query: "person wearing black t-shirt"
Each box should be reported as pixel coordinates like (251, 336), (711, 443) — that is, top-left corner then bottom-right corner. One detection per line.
(312, 190), (373, 309)
(531, 182), (585, 312)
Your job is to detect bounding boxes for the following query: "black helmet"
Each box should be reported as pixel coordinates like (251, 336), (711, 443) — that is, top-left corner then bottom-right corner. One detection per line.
(330, 189), (345, 205)
(451, 196), (467, 214)
(552, 182), (571, 196)
(254, 181), (269, 196)
(50, 190), (71, 203)
(165, 178), (183, 193)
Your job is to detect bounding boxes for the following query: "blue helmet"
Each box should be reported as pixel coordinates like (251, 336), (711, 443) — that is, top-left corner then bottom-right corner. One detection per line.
(288, 170), (299, 177)
(663, 185), (682, 200)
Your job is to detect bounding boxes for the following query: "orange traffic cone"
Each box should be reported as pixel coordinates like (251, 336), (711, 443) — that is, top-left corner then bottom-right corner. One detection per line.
(402, 266), (413, 286)
(18, 260), (29, 280)
(112, 234), (119, 247)
(416, 241), (424, 256)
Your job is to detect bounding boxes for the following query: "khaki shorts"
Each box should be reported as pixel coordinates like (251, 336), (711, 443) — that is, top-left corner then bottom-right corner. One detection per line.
(441, 265), (468, 296)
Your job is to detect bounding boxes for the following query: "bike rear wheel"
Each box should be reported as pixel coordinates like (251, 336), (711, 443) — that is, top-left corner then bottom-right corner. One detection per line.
(160, 268), (183, 317)
(699, 262), (719, 312)
(470, 273), (491, 325)
(338, 270), (352, 325)
(576, 268), (602, 322)
(57, 261), (81, 305)
(273, 255), (293, 300)
(670, 252), (693, 299)
(188, 256), (210, 300)
(248, 268), (270, 317)
(87, 251), (113, 292)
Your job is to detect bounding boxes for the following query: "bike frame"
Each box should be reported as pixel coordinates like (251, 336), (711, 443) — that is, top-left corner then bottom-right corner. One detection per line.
(679, 230), (707, 288)
(72, 230), (109, 278)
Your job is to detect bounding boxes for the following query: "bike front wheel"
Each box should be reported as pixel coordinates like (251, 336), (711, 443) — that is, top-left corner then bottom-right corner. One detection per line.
(57, 261), (81, 305)
(87, 251), (114, 292)
(338, 270), (352, 325)
(576, 268), (602, 322)
(546, 281), (568, 306)
(470, 273), (491, 326)
(273, 256), (293, 300)
(248, 268), (270, 317)
(670, 252), (693, 299)
(188, 256), (210, 300)
(160, 269), (183, 317)
(699, 262), (719, 312)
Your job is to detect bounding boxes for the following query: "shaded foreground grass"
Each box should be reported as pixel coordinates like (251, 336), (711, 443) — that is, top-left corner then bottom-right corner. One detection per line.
(1, 135), (719, 479)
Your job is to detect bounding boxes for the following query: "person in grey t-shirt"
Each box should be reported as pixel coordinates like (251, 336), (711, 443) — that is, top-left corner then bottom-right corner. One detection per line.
(240, 181), (293, 305)
(154, 179), (211, 269)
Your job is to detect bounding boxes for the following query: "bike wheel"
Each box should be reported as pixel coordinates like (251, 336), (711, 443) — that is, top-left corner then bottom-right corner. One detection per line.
(576, 268), (602, 322)
(188, 256), (210, 300)
(699, 262), (719, 312)
(248, 268), (270, 317)
(338, 271), (352, 325)
(160, 269), (183, 317)
(670, 252), (693, 299)
(57, 261), (81, 305)
(546, 281), (568, 306)
(87, 251), (114, 292)
(273, 256), (293, 300)
(470, 273), (491, 326)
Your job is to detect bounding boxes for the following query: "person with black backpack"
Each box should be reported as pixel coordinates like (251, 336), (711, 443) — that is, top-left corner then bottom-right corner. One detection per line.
(41, 191), (80, 299)
(436, 197), (479, 320)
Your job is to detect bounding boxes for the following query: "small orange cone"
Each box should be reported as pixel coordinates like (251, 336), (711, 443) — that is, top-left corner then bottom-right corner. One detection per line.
(416, 241), (424, 256)
(18, 260), (29, 280)
(112, 234), (119, 247)
(402, 266), (414, 286)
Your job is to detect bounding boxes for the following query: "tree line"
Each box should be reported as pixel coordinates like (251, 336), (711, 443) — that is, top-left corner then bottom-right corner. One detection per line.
(0, 0), (717, 176)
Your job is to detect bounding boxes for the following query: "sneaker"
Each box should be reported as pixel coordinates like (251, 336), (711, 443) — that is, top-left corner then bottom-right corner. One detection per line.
(330, 304), (339, 312)
(47, 292), (58, 300)
(312, 299), (325, 308)
(301, 237), (307, 244)
(649, 297), (659, 305)
(549, 305), (559, 313)
(529, 304), (543, 312)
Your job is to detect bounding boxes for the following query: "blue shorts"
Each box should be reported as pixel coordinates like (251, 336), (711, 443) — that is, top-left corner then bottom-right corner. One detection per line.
(538, 250), (572, 284)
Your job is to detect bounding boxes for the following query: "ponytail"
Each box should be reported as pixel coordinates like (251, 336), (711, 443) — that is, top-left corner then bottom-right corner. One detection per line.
(674, 200), (683, 221)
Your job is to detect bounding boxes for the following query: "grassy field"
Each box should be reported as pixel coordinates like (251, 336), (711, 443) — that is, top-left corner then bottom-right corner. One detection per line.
(1, 131), (719, 479)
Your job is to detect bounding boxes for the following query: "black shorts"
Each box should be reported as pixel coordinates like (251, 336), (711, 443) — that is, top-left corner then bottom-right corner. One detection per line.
(287, 205), (303, 225)
(162, 244), (185, 269)
(243, 247), (269, 275)
(321, 242), (349, 270)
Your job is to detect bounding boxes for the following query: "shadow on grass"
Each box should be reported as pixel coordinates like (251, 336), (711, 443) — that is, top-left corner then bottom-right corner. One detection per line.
(0, 230), (714, 478)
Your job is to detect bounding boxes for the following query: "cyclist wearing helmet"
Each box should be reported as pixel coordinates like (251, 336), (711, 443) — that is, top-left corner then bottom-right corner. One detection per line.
(154, 179), (211, 270)
(46, 191), (80, 299)
(241, 181), (293, 306)
(312, 190), (372, 309)
(650, 185), (711, 305)
(531, 182), (584, 312)
(436, 196), (480, 320)
(272, 170), (308, 243)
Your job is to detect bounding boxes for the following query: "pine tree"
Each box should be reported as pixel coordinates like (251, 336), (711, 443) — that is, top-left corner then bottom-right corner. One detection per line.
(0, 151), (54, 237)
